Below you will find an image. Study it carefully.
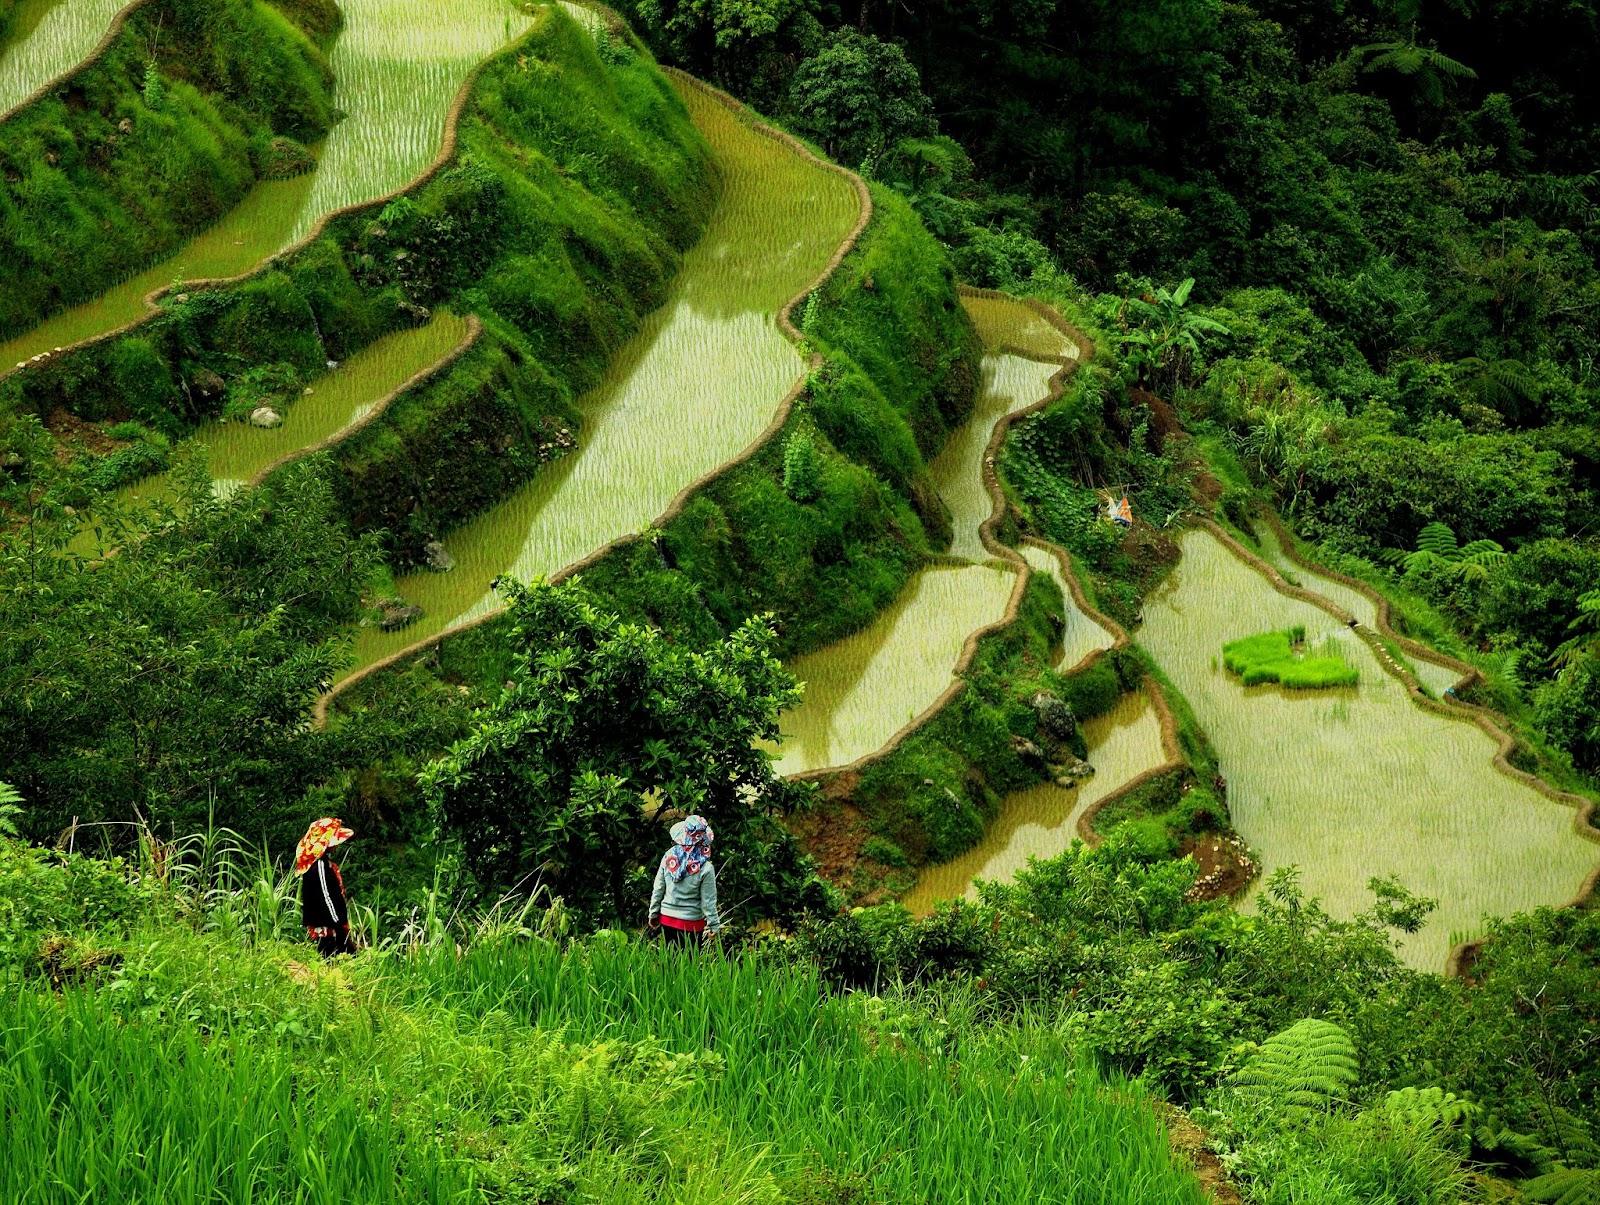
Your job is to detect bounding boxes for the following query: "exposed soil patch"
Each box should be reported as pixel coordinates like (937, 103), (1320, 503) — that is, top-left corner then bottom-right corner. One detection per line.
(1159, 1103), (1245, 1205)
(787, 798), (905, 905)
(1130, 387), (1186, 451)
(45, 408), (122, 458)
(1181, 833), (1256, 901)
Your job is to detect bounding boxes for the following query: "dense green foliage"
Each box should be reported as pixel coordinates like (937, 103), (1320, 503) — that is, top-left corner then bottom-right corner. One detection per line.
(0, 431), (374, 845)
(1223, 625), (1360, 689)
(0, 0), (340, 335)
(624, 0), (1600, 785)
(422, 579), (820, 927)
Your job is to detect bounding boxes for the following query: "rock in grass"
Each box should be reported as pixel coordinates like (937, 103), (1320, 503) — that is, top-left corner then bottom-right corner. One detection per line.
(422, 541), (455, 573)
(1222, 624), (1358, 689)
(249, 406), (283, 429)
(377, 599), (424, 631)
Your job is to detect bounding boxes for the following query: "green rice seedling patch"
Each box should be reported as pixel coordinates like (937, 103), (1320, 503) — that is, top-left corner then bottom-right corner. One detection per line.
(1223, 624), (1359, 689)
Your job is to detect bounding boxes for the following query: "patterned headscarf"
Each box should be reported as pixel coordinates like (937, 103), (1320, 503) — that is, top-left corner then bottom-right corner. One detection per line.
(295, 817), (354, 875)
(662, 815), (713, 882)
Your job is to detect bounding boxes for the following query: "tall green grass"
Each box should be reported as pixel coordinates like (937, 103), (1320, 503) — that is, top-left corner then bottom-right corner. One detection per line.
(0, 830), (1208, 1202)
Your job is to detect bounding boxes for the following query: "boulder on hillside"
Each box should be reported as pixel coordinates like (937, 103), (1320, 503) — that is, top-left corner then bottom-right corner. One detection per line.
(249, 406), (283, 429)
(422, 541), (455, 573)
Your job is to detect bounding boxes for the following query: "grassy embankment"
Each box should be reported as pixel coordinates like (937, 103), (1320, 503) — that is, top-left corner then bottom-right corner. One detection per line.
(0, 0), (341, 337)
(344, 181), (982, 707)
(2, 7), (715, 564)
(0, 834), (1209, 1203)
(0, 0), (16, 44)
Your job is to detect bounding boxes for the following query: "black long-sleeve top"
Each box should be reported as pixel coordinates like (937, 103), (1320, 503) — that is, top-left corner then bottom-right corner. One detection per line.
(300, 855), (348, 930)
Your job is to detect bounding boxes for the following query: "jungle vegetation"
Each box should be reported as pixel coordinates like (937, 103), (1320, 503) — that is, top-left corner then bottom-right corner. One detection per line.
(2, 1), (1599, 1199)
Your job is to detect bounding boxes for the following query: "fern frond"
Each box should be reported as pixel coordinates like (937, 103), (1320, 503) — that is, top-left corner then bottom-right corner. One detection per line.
(1383, 1085), (1481, 1132)
(1229, 1018), (1359, 1115)
(1524, 1169), (1600, 1205)
(1415, 522), (1458, 558)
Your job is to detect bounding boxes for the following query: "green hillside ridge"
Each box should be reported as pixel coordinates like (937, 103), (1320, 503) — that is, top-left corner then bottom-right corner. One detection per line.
(0, 0), (341, 336)
(3, 6), (713, 564)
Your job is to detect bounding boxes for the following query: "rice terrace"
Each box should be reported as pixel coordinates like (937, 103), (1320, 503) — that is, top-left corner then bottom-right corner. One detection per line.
(1, 0), (1598, 1201)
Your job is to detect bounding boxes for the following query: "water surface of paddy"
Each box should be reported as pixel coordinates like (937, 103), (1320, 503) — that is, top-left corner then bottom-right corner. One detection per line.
(902, 689), (1168, 912)
(1251, 519), (1462, 697)
(0, 0), (125, 115)
(2, 0), (526, 364)
(1018, 543), (1114, 669)
(772, 298), (1094, 775)
(775, 564), (1017, 775)
(1138, 526), (1597, 968)
(347, 78), (859, 671)
(931, 354), (1059, 561)
(103, 314), (471, 519)
(960, 294), (1076, 361)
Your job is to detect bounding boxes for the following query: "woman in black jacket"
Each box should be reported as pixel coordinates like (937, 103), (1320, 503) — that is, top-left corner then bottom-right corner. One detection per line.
(295, 817), (356, 957)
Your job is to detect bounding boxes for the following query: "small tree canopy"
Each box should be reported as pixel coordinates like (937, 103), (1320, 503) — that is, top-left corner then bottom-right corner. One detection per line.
(787, 30), (933, 168)
(421, 579), (811, 925)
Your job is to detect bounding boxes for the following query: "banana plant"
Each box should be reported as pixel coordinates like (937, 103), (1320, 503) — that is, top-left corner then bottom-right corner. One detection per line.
(1115, 276), (1229, 395)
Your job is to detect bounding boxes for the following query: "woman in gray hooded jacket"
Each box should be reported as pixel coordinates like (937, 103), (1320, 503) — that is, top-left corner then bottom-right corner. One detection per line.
(648, 815), (721, 944)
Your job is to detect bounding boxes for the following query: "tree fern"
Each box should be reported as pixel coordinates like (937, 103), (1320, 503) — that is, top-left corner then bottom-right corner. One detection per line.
(1524, 1169), (1600, 1205)
(0, 781), (20, 839)
(1414, 522), (1458, 558)
(1383, 1085), (1480, 1131)
(1229, 1018), (1359, 1115)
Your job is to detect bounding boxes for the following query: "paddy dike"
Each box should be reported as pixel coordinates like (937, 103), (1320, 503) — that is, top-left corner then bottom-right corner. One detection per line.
(335, 72), (863, 679)
(1, 0), (529, 368)
(0, 0), (131, 117)
(108, 313), (475, 513)
(1137, 524), (1600, 969)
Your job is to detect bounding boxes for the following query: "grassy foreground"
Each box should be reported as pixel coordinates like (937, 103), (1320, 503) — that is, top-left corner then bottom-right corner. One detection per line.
(0, 836), (1207, 1203)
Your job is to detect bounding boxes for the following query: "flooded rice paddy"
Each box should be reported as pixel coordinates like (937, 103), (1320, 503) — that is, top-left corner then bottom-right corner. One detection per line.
(105, 313), (471, 516)
(1018, 542), (1115, 669)
(346, 76), (861, 672)
(0, 0), (125, 115)
(1, 0), (526, 366)
(773, 303), (1082, 774)
(960, 293), (1078, 361)
(774, 564), (1017, 775)
(1251, 519), (1463, 697)
(930, 354), (1061, 561)
(1138, 526), (1598, 968)
(902, 690), (1168, 913)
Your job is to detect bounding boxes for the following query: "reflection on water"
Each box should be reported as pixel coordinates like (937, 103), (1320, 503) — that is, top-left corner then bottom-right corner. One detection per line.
(902, 690), (1167, 913)
(930, 354), (1058, 560)
(1252, 519), (1462, 697)
(770, 296), (1093, 775)
(1, 0), (527, 364)
(1139, 526), (1598, 969)
(348, 77), (861, 672)
(105, 314), (471, 518)
(1018, 543), (1114, 669)
(774, 564), (1017, 775)
(0, 0), (125, 114)
(960, 294), (1077, 362)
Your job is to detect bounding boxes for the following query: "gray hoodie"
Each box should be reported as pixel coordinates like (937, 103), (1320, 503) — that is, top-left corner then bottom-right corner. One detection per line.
(649, 861), (721, 932)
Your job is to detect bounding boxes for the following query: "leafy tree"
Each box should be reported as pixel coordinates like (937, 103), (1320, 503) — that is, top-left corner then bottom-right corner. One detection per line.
(0, 434), (374, 843)
(421, 579), (812, 926)
(787, 30), (933, 168)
